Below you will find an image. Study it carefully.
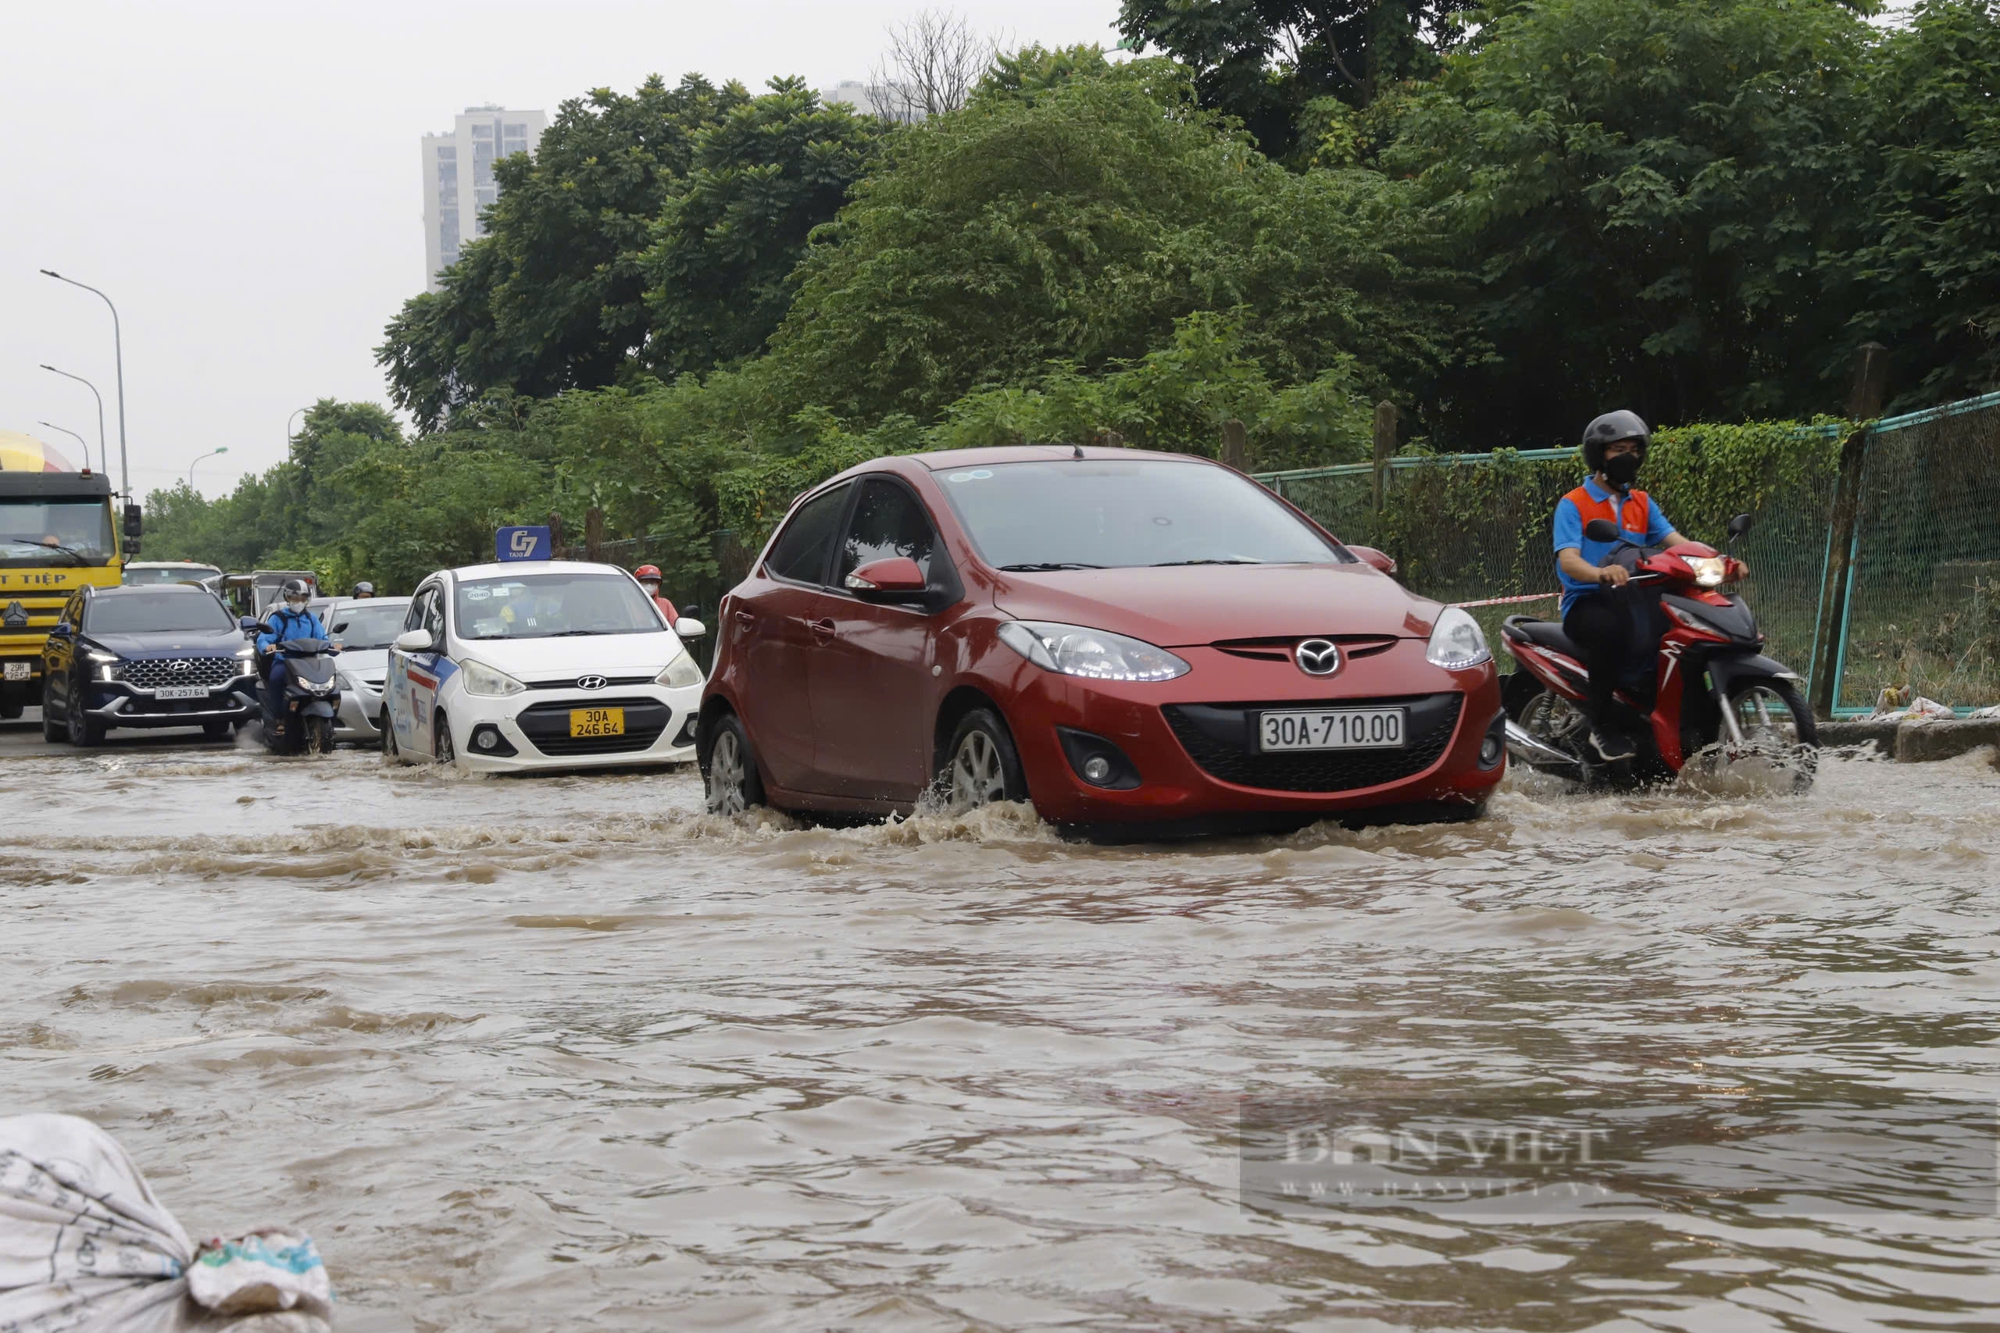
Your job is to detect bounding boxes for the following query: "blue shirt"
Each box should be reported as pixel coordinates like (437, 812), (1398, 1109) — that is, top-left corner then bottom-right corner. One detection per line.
(1553, 478), (1675, 616)
(257, 605), (328, 652)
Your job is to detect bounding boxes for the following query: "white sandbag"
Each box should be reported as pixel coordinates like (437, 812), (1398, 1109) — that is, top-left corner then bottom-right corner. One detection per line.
(0, 1114), (331, 1332)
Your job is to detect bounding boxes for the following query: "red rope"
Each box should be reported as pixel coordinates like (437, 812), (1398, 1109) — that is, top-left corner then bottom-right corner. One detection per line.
(1452, 591), (1560, 609)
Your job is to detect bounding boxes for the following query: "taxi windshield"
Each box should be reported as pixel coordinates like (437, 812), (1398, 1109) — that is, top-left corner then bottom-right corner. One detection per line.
(455, 573), (663, 640)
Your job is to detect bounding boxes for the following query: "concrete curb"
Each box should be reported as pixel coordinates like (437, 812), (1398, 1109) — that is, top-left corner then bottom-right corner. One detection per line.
(1819, 718), (2000, 762)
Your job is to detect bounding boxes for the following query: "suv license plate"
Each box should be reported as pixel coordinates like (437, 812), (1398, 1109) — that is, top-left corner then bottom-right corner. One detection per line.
(3, 662), (29, 682)
(154, 685), (210, 700)
(1259, 707), (1405, 751)
(570, 707), (625, 737)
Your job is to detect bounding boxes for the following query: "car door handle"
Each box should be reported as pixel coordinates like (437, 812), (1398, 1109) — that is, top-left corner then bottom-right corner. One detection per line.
(807, 617), (835, 641)
(735, 611), (756, 630)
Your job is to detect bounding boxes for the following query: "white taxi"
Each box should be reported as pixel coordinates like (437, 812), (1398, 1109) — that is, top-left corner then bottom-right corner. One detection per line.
(383, 561), (707, 772)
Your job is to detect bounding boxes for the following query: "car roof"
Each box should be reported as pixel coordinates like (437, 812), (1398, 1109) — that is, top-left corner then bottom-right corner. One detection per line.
(125, 560), (220, 569)
(428, 560), (633, 582)
(91, 582), (216, 597)
(326, 595), (411, 608)
(912, 444), (1202, 471)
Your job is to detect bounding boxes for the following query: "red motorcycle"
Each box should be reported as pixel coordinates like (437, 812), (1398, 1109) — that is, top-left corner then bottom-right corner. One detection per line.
(1499, 513), (1818, 787)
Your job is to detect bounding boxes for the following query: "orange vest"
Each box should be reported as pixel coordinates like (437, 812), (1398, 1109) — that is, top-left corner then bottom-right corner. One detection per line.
(1563, 484), (1653, 538)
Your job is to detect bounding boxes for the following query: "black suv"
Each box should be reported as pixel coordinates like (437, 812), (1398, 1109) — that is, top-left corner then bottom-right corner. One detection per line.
(41, 584), (257, 745)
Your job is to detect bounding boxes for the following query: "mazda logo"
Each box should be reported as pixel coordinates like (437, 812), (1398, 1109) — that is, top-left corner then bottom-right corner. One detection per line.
(1294, 639), (1341, 676)
(576, 674), (608, 691)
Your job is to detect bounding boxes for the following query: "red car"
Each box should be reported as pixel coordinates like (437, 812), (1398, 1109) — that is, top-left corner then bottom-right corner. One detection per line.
(697, 446), (1506, 834)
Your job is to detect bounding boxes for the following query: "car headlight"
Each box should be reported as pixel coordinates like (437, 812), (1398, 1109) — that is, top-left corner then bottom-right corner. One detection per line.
(460, 659), (526, 697)
(86, 649), (119, 664)
(997, 621), (1190, 682)
(655, 656), (704, 689)
(1426, 606), (1491, 669)
(1686, 556), (1728, 588)
(235, 644), (255, 660)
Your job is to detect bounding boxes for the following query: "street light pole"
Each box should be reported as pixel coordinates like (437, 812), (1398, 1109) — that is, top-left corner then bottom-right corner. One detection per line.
(188, 446), (228, 490)
(40, 270), (128, 500)
(40, 364), (109, 476)
(37, 422), (92, 469)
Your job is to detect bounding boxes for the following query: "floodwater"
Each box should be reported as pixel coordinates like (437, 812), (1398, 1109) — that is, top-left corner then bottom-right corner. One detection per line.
(3, 728), (1997, 1332)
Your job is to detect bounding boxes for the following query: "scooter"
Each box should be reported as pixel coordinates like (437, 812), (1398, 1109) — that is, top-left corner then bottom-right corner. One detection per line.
(259, 637), (342, 755)
(1499, 513), (1818, 789)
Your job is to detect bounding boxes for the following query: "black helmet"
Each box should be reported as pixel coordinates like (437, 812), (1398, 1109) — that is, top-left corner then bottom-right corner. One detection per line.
(1581, 410), (1650, 473)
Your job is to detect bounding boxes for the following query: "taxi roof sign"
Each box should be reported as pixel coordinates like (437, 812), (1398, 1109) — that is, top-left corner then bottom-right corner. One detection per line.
(496, 526), (552, 562)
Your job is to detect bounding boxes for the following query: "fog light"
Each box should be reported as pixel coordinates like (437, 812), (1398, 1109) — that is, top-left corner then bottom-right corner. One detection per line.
(1082, 755), (1112, 784)
(1478, 709), (1507, 770)
(1056, 727), (1142, 790)
(477, 731), (498, 750)
(466, 723), (518, 757)
(1480, 734), (1502, 766)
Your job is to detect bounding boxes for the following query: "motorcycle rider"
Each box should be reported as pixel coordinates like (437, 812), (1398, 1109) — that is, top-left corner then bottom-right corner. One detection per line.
(633, 564), (678, 626)
(256, 578), (333, 731)
(1553, 411), (1688, 762)
(350, 581), (376, 599)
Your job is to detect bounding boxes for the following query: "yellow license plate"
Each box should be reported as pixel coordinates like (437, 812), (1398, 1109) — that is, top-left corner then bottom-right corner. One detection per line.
(569, 707), (625, 737)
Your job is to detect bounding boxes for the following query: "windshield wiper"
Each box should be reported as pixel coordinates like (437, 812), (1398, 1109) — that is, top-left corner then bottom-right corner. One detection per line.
(997, 562), (1106, 572)
(2, 536), (88, 565)
(1149, 558), (1264, 566)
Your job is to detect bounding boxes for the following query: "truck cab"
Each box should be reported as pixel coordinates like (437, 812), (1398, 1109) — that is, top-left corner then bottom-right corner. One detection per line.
(0, 459), (136, 719)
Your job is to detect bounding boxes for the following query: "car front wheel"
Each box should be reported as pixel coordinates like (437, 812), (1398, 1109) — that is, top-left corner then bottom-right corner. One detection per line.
(941, 707), (1027, 813)
(704, 713), (766, 815)
(66, 679), (104, 747)
(433, 709), (456, 767)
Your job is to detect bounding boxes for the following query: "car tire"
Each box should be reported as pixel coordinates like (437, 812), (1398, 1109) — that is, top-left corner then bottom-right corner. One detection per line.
(940, 707), (1028, 813)
(66, 681), (104, 747)
(433, 709), (456, 768)
(704, 713), (766, 815)
(41, 681), (61, 743)
(377, 711), (392, 754)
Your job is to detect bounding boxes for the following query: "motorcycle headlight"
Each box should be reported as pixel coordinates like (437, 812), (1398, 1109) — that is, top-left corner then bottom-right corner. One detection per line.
(655, 655), (704, 689)
(1686, 556), (1728, 588)
(997, 621), (1189, 682)
(460, 659), (526, 697)
(1426, 606), (1491, 670)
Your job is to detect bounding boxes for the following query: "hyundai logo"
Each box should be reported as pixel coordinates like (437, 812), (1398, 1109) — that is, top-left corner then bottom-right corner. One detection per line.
(169, 659), (191, 672)
(1295, 639), (1342, 676)
(576, 674), (608, 691)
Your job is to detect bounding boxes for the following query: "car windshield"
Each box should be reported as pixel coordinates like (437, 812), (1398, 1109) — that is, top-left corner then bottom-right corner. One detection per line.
(123, 565), (222, 585)
(933, 459), (1348, 570)
(86, 590), (234, 634)
(455, 572), (663, 640)
(327, 602), (410, 650)
(0, 499), (115, 567)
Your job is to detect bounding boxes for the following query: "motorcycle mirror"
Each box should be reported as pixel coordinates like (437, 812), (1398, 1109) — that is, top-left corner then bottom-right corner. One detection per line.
(1726, 512), (1753, 541)
(1583, 518), (1622, 543)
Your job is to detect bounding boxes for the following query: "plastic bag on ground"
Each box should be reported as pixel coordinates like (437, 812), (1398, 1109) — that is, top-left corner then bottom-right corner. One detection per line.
(0, 1113), (331, 1332)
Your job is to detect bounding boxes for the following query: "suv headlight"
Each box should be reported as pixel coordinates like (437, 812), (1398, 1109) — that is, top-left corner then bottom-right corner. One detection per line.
(1426, 606), (1491, 669)
(460, 659), (526, 697)
(86, 649), (119, 664)
(997, 621), (1190, 682)
(656, 656), (704, 689)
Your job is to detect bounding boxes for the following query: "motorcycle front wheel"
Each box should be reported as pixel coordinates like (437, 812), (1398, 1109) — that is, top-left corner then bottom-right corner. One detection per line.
(303, 713), (335, 755)
(1723, 678), (1818, 792)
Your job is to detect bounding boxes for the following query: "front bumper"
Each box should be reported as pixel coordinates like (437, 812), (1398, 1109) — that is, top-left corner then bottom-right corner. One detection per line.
(991, 641), (1505, 826)
(335, 678), (385, 738)
(447, 685), (703, 772)
(84, 675), (259, 729)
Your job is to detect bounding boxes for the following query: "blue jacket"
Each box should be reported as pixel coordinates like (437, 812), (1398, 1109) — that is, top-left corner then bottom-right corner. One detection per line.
(257, 605), (328, 653)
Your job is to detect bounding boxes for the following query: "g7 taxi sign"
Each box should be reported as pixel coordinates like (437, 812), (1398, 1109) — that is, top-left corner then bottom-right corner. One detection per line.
(496, 526), (552, 562)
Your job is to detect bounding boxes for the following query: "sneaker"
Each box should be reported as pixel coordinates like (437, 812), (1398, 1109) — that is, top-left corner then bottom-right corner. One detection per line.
(1589, 727), (1637, 762)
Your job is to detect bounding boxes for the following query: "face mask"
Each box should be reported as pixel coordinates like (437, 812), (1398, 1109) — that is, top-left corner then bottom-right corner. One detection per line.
(286, 599), (308, 613)
(640, 583), (659, 597)
(1602, 453), (1642, 488)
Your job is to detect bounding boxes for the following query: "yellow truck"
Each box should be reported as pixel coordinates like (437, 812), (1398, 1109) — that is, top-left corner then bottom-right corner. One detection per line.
(0, 431), (140, 718)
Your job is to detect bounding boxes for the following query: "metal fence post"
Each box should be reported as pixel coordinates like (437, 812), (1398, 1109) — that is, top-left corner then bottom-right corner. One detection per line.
(1808, 343), (1888, 716)
(1372, 402), (1397, 511)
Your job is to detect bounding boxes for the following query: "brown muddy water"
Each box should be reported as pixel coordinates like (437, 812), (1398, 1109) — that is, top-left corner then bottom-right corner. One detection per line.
(3, 732), (1997, 1332)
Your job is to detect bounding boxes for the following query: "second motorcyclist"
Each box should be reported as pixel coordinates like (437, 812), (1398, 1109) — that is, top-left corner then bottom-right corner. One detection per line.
(633, 564), (678, 626)
(257, 578), (333, 735)
(1552, 411), (1689, 763)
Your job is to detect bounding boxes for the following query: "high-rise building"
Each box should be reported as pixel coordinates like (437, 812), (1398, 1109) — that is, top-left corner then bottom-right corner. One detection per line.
(421, 105), (547, 290)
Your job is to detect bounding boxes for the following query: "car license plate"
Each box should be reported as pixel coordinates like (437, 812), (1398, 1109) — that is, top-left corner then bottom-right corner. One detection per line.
(153, 685), (210, 700)
(570, 707), (624, 738)
(3, 662), (29, 682)
(1259, 707), (1405, 751)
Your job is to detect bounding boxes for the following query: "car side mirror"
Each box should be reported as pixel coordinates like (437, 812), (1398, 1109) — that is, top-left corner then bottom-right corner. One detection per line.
(1347, 545), (1397, 577)
(844, 556), (927, 596)
(394, 629), (434, 652)
(123, 503), (142, 539)
(674, 617), (707, 639)
(238, 616), (259, 633)
(1583, 518), (1622, 543)
(1726, 512), (1753, 540)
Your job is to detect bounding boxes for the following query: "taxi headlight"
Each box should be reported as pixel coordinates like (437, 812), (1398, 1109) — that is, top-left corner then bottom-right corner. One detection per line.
(655, 656), (704, 689)
(997, 621), (1189, 682)
(1426, 606), (1491, 669)
(460, 659), (526, 697)
(1687, 556), (1728, 588)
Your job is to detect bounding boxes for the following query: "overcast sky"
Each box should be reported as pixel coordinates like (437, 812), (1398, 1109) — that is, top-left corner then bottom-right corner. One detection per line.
(0, 0), (1124, 497)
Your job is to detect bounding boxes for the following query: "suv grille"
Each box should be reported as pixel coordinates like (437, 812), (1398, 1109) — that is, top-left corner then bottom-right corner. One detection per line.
(515, 696), (670, 756)
(1162, 693), (1463, 793)
(114, 656), (243, 691)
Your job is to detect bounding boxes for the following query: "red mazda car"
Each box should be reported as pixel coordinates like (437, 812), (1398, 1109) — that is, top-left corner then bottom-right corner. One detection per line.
(697, 446), (1505, 834)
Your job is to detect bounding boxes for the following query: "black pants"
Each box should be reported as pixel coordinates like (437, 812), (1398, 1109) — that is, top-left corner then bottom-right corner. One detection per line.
(1563, 589), (1653, 729)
